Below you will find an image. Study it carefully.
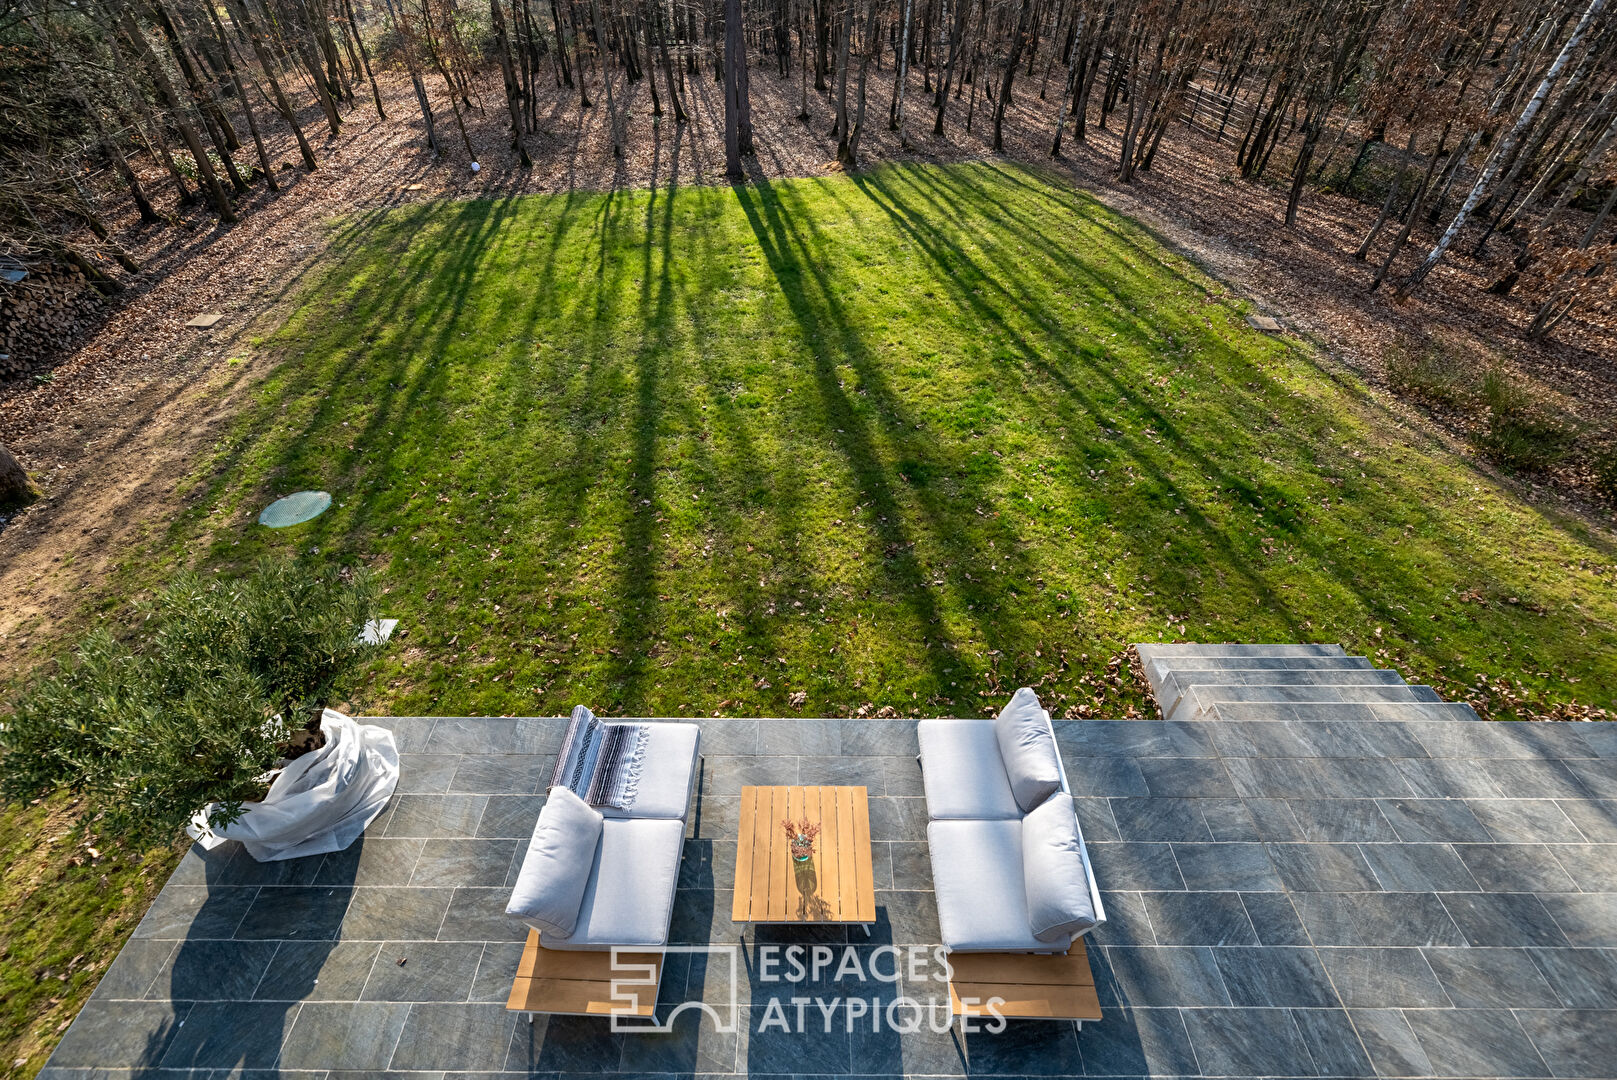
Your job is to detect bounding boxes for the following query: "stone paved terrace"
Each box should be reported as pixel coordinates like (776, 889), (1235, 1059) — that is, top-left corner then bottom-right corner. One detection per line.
(42, 713), (1617, 1080)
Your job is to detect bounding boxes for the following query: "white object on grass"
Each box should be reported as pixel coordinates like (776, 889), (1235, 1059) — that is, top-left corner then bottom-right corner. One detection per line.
(470, 161), (481, 173)
(358, 618), (398, 645)
(187, 710), (400, 862)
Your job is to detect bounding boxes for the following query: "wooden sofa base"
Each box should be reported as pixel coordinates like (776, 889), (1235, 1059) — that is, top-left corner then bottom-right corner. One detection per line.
(506, 929), (663, 1020)
(947, 940), (1102, 1028)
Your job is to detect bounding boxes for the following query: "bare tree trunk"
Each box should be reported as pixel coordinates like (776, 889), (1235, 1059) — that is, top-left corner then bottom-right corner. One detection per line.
(658, 0), (688, 121)
(1400, 0), (1608, 296)
(203, 0), (279, 191)
(641, 0), (663, 115)
(492, 0), (534, 164)
(591, 0), (623, 155)
(1050, 11), (1085, 156)
(343, 0), (389, 116)
(893, 0), (913, 142)
(724, 0), (745, 174)
(993, 0), (1033, 152)
(51, 48), (161, 220)
(1355, 129), (1415, 260)
(229, 0), (320, 170)
(117, 5), (236, 221)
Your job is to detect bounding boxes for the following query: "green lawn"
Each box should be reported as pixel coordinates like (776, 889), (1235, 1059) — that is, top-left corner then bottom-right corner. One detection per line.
(6, 158), (1617, 1078)
(147, 160), (1614, 720)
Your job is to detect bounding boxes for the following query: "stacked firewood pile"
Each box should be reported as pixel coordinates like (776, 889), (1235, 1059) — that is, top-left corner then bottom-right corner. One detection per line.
(1, 263), (100, 379)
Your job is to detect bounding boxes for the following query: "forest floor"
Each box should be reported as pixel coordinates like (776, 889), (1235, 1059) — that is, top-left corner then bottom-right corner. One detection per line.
(1, 61), (1616, 1080)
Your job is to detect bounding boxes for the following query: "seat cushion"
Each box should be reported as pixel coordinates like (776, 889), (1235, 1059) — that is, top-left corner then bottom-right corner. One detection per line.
(994, 688), (1064, 813)
(543, 816), (685, 950)
(917, 718), (1020, 820)
(601, 722), (700, 820)
(928, 818), (1047, 951)
(1022, 793), (1099, 943)
(506, 787), (603, 937)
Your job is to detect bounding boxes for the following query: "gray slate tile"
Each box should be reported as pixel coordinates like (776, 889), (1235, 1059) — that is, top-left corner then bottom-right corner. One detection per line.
(1375, 798), (1493, 843)
(1266, 843), (1380, 892)
(1292, 892), (1464, 947)
(1087, 843), (1185, 891)
(1178, 1007), (1315, 1077)
(1421, 947), (1562, 1008)
(1400, 1008), (1549, 1079)
(1514, 1008), (1617, 1079)
(49, 1000), (191, 1067)
(1212, 946), (1337, 1007)
(1528, 946), (1617, 1007)
(255, 941), (382, 1002)
(1286, 799), (1399, 842)
(1139, 891), (1258, 945)
(1455, 843), (1581, 892)
(1102, 946), (1230, 1007)
(1073, 1005), (1198, 1077)
(280, 1001), (411, 1070)
(1290, 1007), (1376, 1078)
(1350, 1008), (1434, 1078)
(1240, 892), (1312, 946)
(390, 1002), (518, 1071)
(1357, 842), (1480, 892)
(1442, 892), (1571, 947)
(361, 942), (482, 1002)
(236, 887), (353, 941)
(1108, 798), (1211, 842)
(1169, 842), (1282, 891)
(159, 1000), (299, 1069)
(1466, 798), (1587, 844)
(1540, 893), (1617, 947)
(1316, 947), (1450, 1008)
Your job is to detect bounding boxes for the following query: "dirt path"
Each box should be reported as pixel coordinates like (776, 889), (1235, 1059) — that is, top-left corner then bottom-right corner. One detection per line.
(3, 65), (1613, 678)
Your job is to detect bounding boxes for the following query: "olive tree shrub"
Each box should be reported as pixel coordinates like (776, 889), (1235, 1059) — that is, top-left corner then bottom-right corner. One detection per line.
(0, 558), (383, 845)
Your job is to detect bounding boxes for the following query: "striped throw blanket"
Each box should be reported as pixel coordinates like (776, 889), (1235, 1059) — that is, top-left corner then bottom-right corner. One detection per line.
(550, 705), (647, 810)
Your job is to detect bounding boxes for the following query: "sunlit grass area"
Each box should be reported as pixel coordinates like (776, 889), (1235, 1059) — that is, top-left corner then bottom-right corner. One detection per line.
(146, 161), (1616, 718)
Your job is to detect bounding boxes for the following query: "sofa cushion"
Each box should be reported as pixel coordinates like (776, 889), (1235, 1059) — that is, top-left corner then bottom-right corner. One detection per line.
(1022, 793), (1099, 943)
(542, 816), (685, 950)
(994, 688), (1064, 812)
(917, 718), (1020, 820)
(506, 787), (602, 937)
(928, 818), (1047, 951)
(601, 722), (701, 820)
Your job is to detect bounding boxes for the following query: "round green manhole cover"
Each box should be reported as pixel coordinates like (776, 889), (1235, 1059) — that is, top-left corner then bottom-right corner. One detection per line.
(259, 490), (332, 528)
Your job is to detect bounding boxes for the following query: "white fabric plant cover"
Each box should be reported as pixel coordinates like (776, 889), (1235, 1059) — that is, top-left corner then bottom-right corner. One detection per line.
(186, 709), (400, 862)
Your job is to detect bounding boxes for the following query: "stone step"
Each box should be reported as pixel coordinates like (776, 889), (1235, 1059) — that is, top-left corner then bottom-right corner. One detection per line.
(1211, 700), (1482, 723)
(1156, 668), (1407, 718)
(1166, 682), (1442, 721)
(1141, 655), (1375, 699)
(1135, 642), (1347, 660)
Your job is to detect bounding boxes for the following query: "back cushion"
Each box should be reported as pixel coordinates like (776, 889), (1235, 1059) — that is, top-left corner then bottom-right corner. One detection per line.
(506, 786), (603, 937)
(993, 687), (1063, 812)
(1021, 792), (1099, 942)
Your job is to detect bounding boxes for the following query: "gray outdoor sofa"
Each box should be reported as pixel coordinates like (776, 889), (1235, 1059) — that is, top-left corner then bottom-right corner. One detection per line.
(506, 720), (701, 950)
(918, 689), (1106, 952)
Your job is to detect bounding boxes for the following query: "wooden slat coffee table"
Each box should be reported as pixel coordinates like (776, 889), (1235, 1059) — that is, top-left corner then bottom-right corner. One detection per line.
(732, 785), (876, 933)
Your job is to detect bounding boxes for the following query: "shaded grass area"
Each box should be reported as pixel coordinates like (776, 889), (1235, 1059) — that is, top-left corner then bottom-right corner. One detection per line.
(156, 161), (1615, 719)
(0, 797), (177, 1078)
